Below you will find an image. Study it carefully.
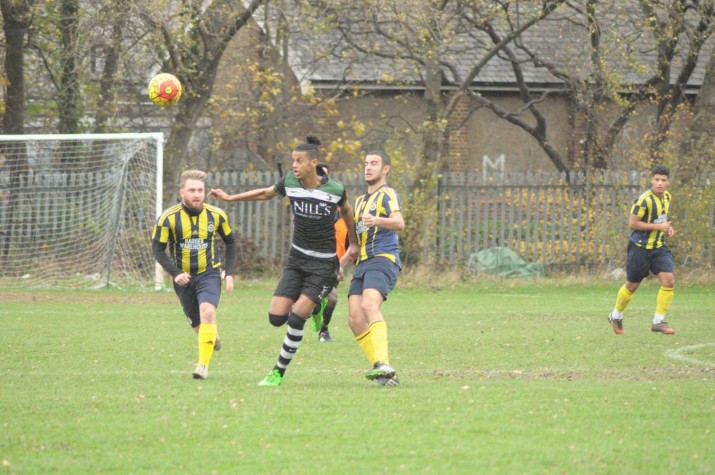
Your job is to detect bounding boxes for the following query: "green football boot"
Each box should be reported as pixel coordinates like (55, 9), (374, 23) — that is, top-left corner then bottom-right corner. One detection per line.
(258, 369), (284, 387)
(309, 298), (328, 332)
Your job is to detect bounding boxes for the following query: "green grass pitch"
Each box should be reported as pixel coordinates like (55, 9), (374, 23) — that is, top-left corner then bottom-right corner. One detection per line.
(1, 278), (713, 474)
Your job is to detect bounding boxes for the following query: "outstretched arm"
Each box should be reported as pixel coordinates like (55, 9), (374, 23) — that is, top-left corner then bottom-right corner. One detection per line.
(209, 186), (277, 202)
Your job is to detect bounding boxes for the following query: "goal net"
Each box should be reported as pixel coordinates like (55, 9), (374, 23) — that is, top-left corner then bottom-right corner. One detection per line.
(0, 133), (163, 289)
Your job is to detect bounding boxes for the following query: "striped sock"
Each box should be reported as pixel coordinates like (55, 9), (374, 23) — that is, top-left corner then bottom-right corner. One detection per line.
(274, 313), (305, 376)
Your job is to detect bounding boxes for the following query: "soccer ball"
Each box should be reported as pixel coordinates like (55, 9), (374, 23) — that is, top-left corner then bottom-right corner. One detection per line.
(148, 73), (182, 107)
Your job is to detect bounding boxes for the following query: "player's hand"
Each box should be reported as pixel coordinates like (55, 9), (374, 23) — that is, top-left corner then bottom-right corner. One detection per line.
(344, 243), (359, 263)
(339, 253), (352, 270)
(362, 213), (376, 228)
(666, 225), (675, 237)
(656, 221), (672, 234)
(174, 272), (190, 286)
(337, 267), (345, 282)
(209, 188), (229, 201)
(224, 275), (234, 293)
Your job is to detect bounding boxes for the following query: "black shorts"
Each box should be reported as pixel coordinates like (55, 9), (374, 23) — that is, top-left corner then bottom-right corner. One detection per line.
(348, 256), (400, 300)
(173, 268), (222, 328)
(274, 249), (339, 304)
(626, 242), (674, 283)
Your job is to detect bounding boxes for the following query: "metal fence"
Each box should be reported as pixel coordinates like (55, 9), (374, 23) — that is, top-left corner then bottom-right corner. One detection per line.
(1, 170), (709, 281)
(209, 170), (713, 272)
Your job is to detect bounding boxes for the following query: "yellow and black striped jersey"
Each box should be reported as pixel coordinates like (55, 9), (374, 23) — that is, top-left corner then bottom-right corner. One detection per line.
(629, 189), (671, 250)
(353, 185), (402, 268)
(152, 203), (233, 275)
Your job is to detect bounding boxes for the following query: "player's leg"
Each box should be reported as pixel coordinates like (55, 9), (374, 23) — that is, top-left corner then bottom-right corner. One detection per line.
(609, 243), (646, 334)
(360, 288), (395, 379)
(319, 288), (338, 341)
(651, 247), (675, 334)
(348, 266), (375, 365)
(258, 266), (301, 386)
(268, 296), (294, 326)
(359, 259), (399, 382)
(193, 324), (221, 350)
(193, 302), (217, 379)
(175, 281), (206, 378)
(268, 264), (303, 327)
(193, 271), (221, 379)
(309, 262), (337, 333)
(259, 256), (334, 386)
(258, 293), (314, 387)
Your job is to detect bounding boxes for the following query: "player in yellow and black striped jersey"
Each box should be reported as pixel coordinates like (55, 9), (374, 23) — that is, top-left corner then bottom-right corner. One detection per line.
(608, 165), (677, 335)
(341, 150), (404, 387)
(152, 170), (236, 380)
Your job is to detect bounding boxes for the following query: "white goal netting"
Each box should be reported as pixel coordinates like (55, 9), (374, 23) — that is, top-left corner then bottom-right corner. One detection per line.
(0, 133), (162, 289)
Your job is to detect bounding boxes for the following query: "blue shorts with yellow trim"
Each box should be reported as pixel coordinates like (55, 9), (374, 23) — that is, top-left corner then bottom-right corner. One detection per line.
(626, 242), (674, 283)
(173, 268), (222, 328)
(348, 256), (400, 300)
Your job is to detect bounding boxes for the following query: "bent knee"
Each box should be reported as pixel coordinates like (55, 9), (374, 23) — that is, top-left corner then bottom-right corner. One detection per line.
(269, 313), (289, 327)
(659, 273), (675, 288)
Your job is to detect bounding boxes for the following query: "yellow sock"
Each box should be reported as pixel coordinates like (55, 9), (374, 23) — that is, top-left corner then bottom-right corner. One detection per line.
(198, 323), (218, 367)
(615, 285), (634, 312)
(369, 321), (389, 365)
(356, 329), (375, 366)
(656, 286), (674, 315)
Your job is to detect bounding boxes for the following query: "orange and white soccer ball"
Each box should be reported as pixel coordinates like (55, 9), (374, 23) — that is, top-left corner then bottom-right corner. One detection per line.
(148, 73), (182, 107)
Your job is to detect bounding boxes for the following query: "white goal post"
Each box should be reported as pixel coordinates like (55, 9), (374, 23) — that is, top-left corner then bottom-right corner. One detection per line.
(0, 133), (164, 289)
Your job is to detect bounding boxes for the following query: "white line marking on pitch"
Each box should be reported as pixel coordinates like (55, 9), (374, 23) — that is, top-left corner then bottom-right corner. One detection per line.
(665, 342), (715, 366)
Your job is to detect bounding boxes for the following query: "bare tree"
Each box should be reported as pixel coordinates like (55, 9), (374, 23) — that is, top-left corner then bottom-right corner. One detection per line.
(495, 0), (715, 168)
(137, 0), (267, 201)
(93, 1), (128, 133)
(306, 1), (567, 171)
(679, 46), (715, 181)
(0, 0), (38, 259)
(1, 0), (37, 136)
(299, 0), (566, 263)
(301, 0), (714, 173)
(57, 0), (79, 136)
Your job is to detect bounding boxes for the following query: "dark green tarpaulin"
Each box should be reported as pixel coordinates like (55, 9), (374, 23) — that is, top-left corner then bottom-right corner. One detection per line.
(466, 247), (544, 278)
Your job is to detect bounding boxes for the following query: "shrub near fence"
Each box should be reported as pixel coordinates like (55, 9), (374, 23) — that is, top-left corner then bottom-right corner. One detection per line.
(1, 169), (710, 288)
(436, 171), (713, 272)
(209, 170), (712, 273)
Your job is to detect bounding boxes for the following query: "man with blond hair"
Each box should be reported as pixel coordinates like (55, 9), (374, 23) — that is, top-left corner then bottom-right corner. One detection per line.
(152, 170), (237, 379)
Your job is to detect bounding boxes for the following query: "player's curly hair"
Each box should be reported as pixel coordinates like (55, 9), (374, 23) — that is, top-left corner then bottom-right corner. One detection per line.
(294, 135), (321, 160)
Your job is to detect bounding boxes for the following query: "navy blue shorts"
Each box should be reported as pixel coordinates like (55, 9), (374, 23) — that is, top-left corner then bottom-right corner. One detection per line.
(626, 242), (674, 283)
(274, 249), (339, 304)
(173, 268), (222, 328)
(348, 256), (400, 300)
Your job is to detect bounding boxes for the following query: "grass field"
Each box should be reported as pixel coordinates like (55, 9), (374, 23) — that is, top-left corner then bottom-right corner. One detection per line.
(1, 277), (713, 474)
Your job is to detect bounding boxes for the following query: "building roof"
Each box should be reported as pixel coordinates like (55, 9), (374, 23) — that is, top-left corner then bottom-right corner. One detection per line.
(276, 2), (713, 93)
